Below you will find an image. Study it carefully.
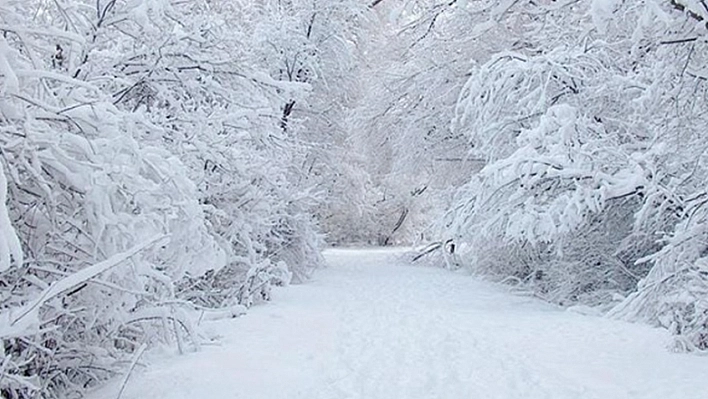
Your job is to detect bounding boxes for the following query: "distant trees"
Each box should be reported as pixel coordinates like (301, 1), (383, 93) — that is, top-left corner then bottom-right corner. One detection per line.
(330, 0), (474, 245)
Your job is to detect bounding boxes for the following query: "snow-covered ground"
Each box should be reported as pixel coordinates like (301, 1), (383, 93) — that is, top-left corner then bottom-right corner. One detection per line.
(88, 248), (708, 399)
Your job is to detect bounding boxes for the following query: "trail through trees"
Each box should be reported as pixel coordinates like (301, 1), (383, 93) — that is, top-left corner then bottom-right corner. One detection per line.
(88, 249), (708, 399)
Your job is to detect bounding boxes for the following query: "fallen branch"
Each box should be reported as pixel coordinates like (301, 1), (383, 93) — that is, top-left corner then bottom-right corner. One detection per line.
(412, 242), (442, 262)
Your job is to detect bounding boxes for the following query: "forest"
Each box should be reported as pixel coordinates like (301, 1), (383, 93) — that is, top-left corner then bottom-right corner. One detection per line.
(1, 0), (708, 397)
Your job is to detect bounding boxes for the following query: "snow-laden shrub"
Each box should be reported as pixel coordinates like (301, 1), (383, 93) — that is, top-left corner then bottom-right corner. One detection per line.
(0, 97), (224, 397)
(610, 195), (708, 352)
(432, 0), (708, 351)
(0, 0), (339, 397)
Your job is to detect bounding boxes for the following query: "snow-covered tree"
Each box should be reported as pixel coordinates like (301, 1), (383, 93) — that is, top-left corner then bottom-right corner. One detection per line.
(425, 0), (708, 350)
(0, 0), (359, 396)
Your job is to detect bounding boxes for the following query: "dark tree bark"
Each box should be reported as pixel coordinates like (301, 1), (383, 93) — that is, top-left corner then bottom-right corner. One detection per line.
(281, 100), (296, 132)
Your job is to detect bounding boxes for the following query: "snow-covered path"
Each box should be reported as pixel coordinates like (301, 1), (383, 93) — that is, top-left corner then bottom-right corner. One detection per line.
(89, 249), (708, 399)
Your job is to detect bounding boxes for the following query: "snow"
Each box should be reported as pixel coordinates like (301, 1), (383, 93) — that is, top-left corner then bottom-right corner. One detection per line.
(591, 0), (620, 34)
(0, 162), (22, 273)
(86, 248), (708, 399)
(0, 37), (19, 95)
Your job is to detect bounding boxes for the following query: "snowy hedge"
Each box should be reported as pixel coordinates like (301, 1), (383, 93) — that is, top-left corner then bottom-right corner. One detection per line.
(433, 0), (708, 352)
(0, 0), (365, 397)
(358, 0), (708, 352)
